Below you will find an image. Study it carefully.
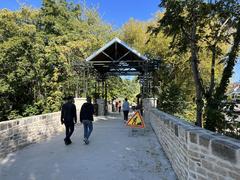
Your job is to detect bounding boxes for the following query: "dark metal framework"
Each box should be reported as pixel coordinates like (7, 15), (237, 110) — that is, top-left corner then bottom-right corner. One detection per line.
(86, 38), (148, 76)
(86, 37), (159, 95)
(73, 38), (160, 113)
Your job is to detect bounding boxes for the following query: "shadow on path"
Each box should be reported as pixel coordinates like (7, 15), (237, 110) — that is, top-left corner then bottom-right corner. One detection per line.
(0, 113), (176, 180)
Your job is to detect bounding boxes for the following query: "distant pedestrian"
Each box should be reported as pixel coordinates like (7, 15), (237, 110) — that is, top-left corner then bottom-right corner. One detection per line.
(122, 98), (130, 122)
(115, 101), (119, 112)
(118, 100), (121, 113)
(61, 96), (77, 145)
(80, 96), (94, 144)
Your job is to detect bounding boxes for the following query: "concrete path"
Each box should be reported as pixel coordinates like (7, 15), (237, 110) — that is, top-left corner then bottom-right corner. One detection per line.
(0, 113), (176, 180)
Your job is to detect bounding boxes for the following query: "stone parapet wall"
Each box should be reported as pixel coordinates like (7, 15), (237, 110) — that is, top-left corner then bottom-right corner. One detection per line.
(147, 108), (240, 180)
(0, 112), (64, 159)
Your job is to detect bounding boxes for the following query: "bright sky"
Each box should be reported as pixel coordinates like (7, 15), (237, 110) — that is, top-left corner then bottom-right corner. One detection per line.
(0, 0), (160, 28)
(233, 61), (240, 83)
(0, 0), (239, 82)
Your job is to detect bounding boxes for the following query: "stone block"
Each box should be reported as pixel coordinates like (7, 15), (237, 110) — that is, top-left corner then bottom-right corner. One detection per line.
(199, 134), (214, 149)
(0, 123), (8, 130)
(174, 124), (179, 137)
(189, 149), (200, 159)
(228, 171), (240, 179)
(12, 121), (18, 127)
(0, 132), (7, 139)
(217, 175), (226, 180)
(232, 166), (240, 174)
(197, 174), (208, 180)
(207, 172), (218, 180)
(202, 160), (213, 171)
(200, 148), (209, 154)
(8, 129), (14, 136)
(0, 152), (4, 159)
(214, 166), (227, 176)
(189, 144), (200, 151)
(18, 120), (26, 125)
(216, 161), (233, 170)
(211, 139), (239, 164)
(170, 121), (175, 130)
(189, 132), (198, 144)
(197, 167), (207, 176)
(162, 117), (170, 125)
(8, 123), (13, 129)
(189, 160), (196, 171)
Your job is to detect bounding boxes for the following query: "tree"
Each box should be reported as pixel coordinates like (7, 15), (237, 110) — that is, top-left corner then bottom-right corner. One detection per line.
(150, 0), (240, 128)
(205, 18), (240, 131)
(121, 14), (196, 119)
(0, 8), (41, 119)
(0, 0), (118, 121)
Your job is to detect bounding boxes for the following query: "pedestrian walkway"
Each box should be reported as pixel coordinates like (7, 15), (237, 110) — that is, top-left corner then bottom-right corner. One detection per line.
(0, 113), (176, 180)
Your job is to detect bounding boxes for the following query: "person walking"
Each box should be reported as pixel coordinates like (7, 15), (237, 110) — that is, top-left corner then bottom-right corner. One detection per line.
(122, 98), (130, 122)
(118, 100), (122, 113)
(115, 101), (119, 112)
(80, 96), (94, 144)
(61, 96), (77, 145)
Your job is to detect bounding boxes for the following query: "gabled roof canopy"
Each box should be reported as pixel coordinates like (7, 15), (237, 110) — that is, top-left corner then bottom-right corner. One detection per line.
(86, 37), (148, 75)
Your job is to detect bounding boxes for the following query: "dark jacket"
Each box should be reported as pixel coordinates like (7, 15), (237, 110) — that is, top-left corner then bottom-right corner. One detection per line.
(61, 102), (77, 124)
(80, 102), (94, 122)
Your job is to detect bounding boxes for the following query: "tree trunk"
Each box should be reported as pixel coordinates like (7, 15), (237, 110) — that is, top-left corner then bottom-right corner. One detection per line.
(190, 25), (204, 127)
(191, 51), (204, 127)
(208, 45), (216, 97)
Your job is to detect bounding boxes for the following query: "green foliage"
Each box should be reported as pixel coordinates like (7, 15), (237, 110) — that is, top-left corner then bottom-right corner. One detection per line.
(107, 76), (140, 104)
(121, 18), (148, 54)
(151, 0), (240, 133)
(2, 0), (238, 138)
(157, 82), (185, 114)
(121, 16), (195, 118)
(8, 110), (22, 120)
(0, 1), (117, 121)
(121, 1), (239, 133)
(205, 19), (240, 132)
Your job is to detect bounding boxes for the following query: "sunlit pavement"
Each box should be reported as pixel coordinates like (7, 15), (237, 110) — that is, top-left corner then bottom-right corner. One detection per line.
(0, 113), (176, 180)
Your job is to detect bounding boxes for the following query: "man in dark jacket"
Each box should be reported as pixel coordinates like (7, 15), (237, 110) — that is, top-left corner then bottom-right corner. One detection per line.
(80, 96), (94, 144)
(61, 96), (77, 145)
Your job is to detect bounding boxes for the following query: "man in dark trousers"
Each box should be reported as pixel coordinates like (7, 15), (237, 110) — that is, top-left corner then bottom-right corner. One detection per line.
(80, 96), (94, 144)
(122, 98), (130, 122)
(61, 96), (77, 145)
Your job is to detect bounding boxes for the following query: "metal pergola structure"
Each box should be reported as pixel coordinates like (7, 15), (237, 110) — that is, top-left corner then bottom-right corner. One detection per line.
(86, 38), (147, 76)
(73, 37), (160, 113)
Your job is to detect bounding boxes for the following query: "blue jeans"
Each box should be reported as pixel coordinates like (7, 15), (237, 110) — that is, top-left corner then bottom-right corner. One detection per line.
(83, 120), (93, 139)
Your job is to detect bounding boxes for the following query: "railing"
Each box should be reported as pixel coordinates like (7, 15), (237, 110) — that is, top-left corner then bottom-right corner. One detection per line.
(143, 98), (240, 180)
(0, 112), (63, 159)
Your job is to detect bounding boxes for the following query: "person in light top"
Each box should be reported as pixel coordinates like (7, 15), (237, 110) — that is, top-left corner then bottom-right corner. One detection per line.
(122, 98), (130, 122)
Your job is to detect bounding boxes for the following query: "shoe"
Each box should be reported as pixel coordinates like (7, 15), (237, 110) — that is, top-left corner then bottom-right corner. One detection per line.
(86, 140), (89, 144)
(65, 140), (70, 145)
(64, 138), (72, 145)
(83, 138), (89, 144)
